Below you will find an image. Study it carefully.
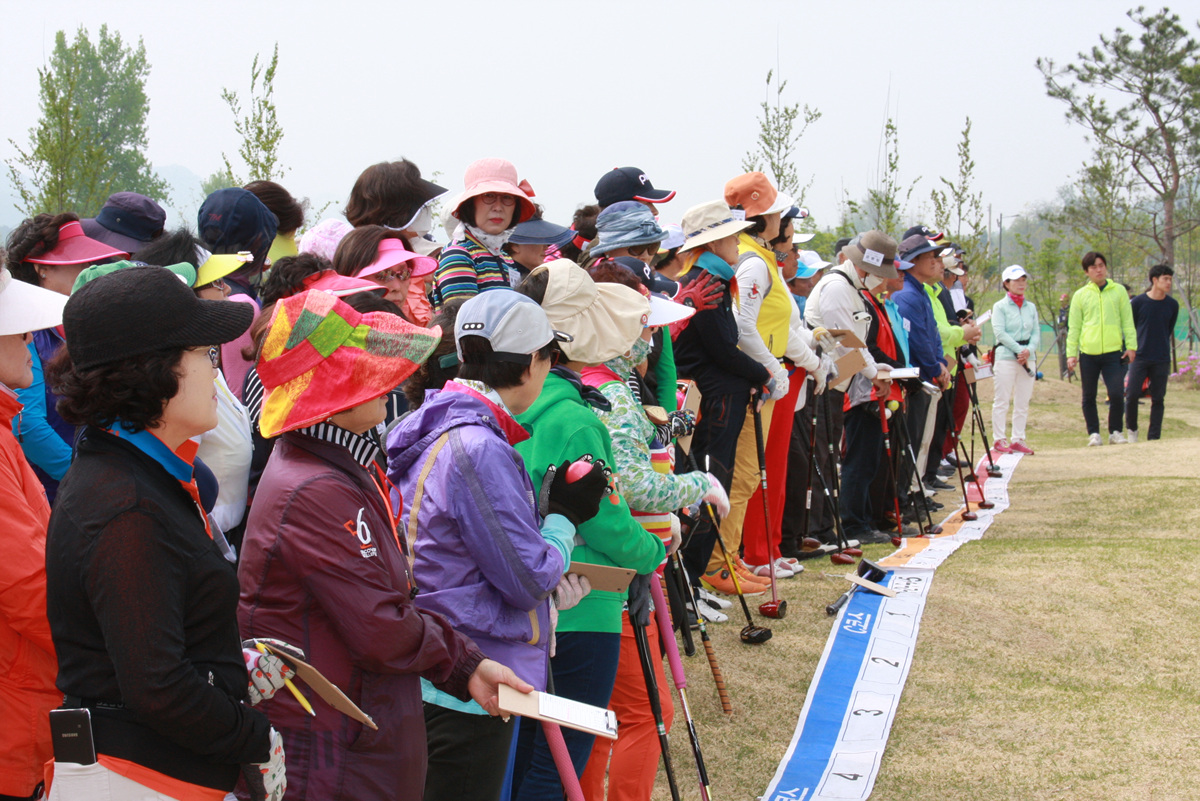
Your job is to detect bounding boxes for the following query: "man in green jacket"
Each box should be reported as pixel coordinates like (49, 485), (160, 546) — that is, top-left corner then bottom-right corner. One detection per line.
(1065, 251), (1137, 446)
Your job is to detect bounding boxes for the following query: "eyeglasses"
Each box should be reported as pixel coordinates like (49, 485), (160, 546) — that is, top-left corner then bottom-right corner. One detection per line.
(625, 242), (662, 258)
(374, 267), (413, 284)
(206, 346), (220, 368)
(198, 277), (229, 293)
(478, 192), (517, 207)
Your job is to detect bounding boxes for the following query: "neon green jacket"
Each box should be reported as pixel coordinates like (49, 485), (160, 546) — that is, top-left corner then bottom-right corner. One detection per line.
(1066, 280), (1137, 357)
(925, 282), (964, 362)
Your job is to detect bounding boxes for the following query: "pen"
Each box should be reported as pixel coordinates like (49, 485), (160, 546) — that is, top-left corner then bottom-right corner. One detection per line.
(256, 642), (315, 717)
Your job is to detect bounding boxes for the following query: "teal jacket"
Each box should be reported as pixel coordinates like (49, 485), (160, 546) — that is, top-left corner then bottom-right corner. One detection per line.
(990, 295), (1039, 362)
(515, 371), (665, 634)
(1066, 280), (1137, 357)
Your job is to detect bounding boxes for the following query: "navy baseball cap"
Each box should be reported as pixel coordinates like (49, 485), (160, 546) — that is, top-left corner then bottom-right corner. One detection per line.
(197, 188), (279, 267)
(508, 218), (575, 248)
(594, 167), (676, 208)
(82, 192), (167, 254)
(611, 256), (678, 295)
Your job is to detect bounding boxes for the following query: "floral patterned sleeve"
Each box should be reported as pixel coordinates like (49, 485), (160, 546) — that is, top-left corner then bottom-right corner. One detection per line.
(593, 380), (709, 514)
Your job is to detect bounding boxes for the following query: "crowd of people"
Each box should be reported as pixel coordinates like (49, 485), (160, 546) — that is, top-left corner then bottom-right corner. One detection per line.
(0, 156), (1182, 801)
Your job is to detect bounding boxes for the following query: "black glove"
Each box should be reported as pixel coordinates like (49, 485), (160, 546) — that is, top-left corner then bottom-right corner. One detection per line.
(627, 572), (652, 627)
(539, 457), (611, 527)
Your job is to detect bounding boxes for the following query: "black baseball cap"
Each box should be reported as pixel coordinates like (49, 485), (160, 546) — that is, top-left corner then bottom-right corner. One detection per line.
(594, 167), (676, 208)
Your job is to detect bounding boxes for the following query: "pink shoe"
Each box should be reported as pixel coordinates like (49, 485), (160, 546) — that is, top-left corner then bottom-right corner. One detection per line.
(993, 439), (1013, 454)
(1009, 440), (1034, 454)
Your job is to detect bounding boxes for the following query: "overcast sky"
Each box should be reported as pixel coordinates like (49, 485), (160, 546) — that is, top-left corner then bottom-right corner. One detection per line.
(0, 0), (1155, 236)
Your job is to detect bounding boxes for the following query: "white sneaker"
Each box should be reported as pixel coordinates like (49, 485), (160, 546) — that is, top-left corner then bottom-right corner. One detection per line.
(1127, 430), (1138, 443)
(694, 600), (728, 624)
(1109, 431), (1127, 444)
(1087, 433), (1103, 446)
(777, 557), (804, 576)
(745, 561), (795, 580)
(696, 587), (733, 610)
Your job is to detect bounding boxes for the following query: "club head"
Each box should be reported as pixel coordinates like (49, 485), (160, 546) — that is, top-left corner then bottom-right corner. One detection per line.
(962, 511), (978, 521)
(988, 467), (1003, 478)
(891, 536), (902, 547)
(800, 537), (824, 550)
(858, 559), (888, 583)
(966, 472), (978, 482)
(928, 523), (944, 535)
(843, 546), (863, 557)
(978, 500), (995, 509)
(830, 551), (856, 565)
(740, 624), (773, 644)
(759, 599), (787, 619)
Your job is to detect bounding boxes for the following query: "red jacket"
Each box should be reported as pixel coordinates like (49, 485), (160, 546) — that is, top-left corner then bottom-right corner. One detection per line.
(0, 386), (58, 796)
(238, 429), (485, 801)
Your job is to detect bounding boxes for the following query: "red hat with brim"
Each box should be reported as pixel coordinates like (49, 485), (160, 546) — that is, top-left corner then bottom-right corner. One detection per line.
(26, 221), (128, 266)
(355, 238), (437, 280)
(450, 158), (537, 225)
(257, 289), (441, 437)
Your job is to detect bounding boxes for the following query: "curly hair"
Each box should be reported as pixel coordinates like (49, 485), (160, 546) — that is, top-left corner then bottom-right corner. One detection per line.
(245, 180), (308, 233)
(5, 212), (81, 285)
(48, 346), (184, 432)
(132, 228), (203, 268)
(259, 253), (333, 306)
(403, 298), (465, 409)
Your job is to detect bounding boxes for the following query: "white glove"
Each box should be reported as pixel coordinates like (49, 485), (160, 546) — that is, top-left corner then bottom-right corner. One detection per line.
(703, 473), (731, 519)
(242, 727), (286, 801)
(242, 639), (305, 706)
(811, 326), (837, 353)
(553, 573), (591, 612)
(667, 514), (682, 556)
(767, 365), (789, 401)
(813, 353), (837, 395)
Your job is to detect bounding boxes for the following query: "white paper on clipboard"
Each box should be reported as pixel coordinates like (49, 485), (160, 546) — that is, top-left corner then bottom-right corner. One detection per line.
(498, 684), (618, 740)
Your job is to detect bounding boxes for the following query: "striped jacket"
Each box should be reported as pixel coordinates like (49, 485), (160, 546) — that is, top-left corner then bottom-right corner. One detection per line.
(432, 231), (517, 308)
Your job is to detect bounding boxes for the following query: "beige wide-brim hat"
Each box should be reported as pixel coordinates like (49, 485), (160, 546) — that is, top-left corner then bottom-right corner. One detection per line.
(840, 230), (900, 279)
(536, 259), (649, 365)
(679, 200), (755, 253)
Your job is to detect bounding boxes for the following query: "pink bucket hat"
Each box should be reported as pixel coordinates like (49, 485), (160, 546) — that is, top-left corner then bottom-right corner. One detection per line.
(355, 238), (438, 280)
(451, 158), (537, 224)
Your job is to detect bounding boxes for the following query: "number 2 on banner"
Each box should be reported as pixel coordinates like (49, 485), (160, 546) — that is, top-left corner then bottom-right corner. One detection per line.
(862, 640), (910, 684)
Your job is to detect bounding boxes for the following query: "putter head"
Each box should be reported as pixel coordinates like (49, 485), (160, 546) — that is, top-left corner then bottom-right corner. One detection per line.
(966, 472), (978, 482)
(988, 467), (1003, 478)
(962, 511), (978, 521)
(843, 546), (864, 557)
(978, 500), (995, 509)
(740, 624), (773, 644)
(928, 523), (944, 535)
(830, 552), (856, 565)
(891, 536), (902, 547)
(858, 559), (887, 584)
(759, 599), (787, 619)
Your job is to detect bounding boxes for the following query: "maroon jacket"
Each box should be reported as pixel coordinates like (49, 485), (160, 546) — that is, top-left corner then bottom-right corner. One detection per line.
(238, 429), (484, 800)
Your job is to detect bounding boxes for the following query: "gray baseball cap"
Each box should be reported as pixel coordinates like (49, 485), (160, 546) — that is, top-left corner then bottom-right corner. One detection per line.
(455, 290), (572, 364)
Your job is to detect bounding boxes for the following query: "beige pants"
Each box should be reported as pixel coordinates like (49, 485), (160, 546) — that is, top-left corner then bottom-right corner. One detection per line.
(914, 387), (941, 489)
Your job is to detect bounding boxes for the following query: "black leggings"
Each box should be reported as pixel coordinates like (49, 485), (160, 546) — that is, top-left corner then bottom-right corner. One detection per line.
(1078, 351), (1126, 435)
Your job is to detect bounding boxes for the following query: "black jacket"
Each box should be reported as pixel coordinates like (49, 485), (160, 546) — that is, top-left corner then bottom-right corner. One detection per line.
(46, 426), (270, 791)
(673, 271), (771, 398)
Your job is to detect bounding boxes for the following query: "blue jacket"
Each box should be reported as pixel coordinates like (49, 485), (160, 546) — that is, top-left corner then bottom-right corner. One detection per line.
(387, 385), (571, 696)
(13, 329), (72, 501)
(891, 272), (946, 382)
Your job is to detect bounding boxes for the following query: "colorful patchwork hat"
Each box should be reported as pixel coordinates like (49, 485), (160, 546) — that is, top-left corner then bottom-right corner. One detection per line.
(257, 289), (441, 437)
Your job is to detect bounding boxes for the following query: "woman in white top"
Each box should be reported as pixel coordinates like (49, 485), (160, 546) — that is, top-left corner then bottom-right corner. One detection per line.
(991, 265), (1039, 454)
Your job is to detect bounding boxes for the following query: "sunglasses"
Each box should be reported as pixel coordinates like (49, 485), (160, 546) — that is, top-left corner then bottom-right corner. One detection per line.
(197, 277), (229, 293)
(478, 192), (517, 207)
(374, 267), (413, 283)
(624, 242), (661, 258)
(206, 346), (220, 368)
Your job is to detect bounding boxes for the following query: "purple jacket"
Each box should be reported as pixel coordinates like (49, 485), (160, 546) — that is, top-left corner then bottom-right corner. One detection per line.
(238, 430), (485, 800)
(386, 387), (564, 691)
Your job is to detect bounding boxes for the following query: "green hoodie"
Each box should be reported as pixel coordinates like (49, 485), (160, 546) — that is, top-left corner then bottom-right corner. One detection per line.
(515, 372), (666, 634)
(1066, 279), (1137, 357)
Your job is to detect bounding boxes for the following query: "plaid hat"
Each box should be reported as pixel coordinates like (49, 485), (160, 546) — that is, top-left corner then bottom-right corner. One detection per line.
(256, 289), (441, 437)
(455, 291), (571, 364)
(197, 188), (279, 266)
(82, 192), (166, 254)
(64, 266), (253, 370)
(594, 167), (675, 208)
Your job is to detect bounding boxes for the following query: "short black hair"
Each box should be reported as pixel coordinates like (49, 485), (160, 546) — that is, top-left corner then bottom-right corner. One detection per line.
(48, 346), (185, 432)
(1149, 263), (1174, 281)
(404, 298), (466, 409)
(518, 265), (550, 304)
(132, 228), (203, 268)
(834, 237), (852, 254)
(457, 336), (554, 390)
(1082, 251), (1106, 270)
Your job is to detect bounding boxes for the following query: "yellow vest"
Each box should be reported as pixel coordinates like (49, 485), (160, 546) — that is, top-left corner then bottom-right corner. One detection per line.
(738, 233), (791, 358)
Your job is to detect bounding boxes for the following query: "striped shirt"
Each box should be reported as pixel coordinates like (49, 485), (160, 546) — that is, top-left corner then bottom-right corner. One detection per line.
(432, 231), (517, 308)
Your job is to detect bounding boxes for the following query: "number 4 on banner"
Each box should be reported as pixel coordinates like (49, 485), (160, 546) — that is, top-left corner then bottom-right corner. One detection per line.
(819, 752), (878, 800)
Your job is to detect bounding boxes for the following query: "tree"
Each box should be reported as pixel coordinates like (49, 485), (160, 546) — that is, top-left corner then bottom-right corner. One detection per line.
(221, 44), (286, 184)
(1037, 6), (1200, 268)
(931, 117), (990, 273)
(6, 25), (167, 216)
(866, 118), (919, 236)
(742, 70), (821, 206)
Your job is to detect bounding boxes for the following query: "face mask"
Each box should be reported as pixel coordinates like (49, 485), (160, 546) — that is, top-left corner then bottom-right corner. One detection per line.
(629, 335), (652, 364)
(865, 274), (885, 292)
(403, 204), (434, 236)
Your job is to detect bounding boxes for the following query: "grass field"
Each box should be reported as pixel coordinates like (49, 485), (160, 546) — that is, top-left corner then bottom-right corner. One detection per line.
(646, 375), (1200, 800)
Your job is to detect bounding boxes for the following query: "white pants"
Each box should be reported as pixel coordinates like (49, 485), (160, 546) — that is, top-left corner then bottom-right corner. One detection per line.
(914, 387), (942, 488)
(47, 761), (222, 801)
(992, 359), (1035, 441)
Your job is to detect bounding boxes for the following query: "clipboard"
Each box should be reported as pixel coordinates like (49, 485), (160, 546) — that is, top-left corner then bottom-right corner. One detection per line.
(674, 379), (702, 455)
(498, 684), (618, 740)
(262, 643), (379, 730)
(826, 328), (869, 382)
(567, 562), (636, 594)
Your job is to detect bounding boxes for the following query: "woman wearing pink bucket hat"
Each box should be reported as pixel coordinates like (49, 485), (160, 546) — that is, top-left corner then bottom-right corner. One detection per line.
(432, 158), (537, 309)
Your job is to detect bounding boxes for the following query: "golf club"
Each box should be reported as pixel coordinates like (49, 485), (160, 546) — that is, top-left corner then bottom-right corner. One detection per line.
(751, 392), (786, 620)
(804, 393), (857, 564)
(818, 390), (864, 562)
(652, 575), (713, 801)
(879, 397), (909, 548)
(672, 553), (733, 713)
(662, 556), (695, 657)
(893, 403), (943, 536)
(826, 558), (888, 616)
(630, 608), (681, 801)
